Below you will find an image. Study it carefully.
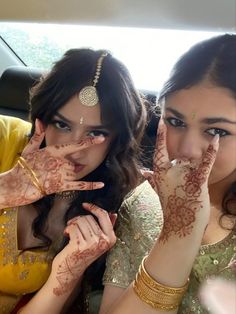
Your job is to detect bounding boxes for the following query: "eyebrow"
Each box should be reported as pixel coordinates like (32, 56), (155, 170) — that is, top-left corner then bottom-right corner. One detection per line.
(54, 112), (110, 129)
(201, 118), (236, 125)
(165, 108), (185, 119)
(165, 108), (236, 125)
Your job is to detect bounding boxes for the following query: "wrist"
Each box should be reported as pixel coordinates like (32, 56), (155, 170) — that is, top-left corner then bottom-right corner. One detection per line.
(48, 268), (83, 297)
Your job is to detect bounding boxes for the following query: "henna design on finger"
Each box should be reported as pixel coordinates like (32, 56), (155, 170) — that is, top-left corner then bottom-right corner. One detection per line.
(84, 216), (100, 236)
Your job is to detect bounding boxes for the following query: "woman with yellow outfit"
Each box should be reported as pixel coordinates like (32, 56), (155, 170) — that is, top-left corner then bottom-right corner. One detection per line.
(0, 117), (113, 313)
(0, 48), (148, 313)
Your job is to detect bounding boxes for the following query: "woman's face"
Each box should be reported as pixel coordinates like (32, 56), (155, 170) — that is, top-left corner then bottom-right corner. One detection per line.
(44, 94), (113, 180)
(163, 83), (236, 187)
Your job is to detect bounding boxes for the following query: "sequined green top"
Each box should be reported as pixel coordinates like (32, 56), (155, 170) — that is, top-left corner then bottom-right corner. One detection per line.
(103, 180), (236, 314)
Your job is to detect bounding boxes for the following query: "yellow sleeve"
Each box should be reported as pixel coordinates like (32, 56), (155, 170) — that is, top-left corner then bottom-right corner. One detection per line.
(103, 181), (163, 288)
(0, 115), (31, 172)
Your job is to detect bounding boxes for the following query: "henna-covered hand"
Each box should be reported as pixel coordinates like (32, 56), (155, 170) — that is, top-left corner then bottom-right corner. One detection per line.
(143, 119), (219, 242)
(51, 204), (117, 296)
(0, 119), (105, 209)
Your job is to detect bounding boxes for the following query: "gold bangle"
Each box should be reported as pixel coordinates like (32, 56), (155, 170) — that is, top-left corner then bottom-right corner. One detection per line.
(18, 157), (46, 196)
(141, 256), (189, 294)
(133, 256), (189, 311)
(136, 271), (182, 304)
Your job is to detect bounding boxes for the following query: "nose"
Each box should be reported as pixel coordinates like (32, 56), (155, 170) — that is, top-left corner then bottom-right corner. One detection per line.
(177, 132), (205, 161)
(65, 130), (87, 160)
(68, 130), (85, 143)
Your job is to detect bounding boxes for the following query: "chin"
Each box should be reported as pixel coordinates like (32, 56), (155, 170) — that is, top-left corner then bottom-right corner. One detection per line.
(75, 172), (87, 180)
(208, 173), (234, 187)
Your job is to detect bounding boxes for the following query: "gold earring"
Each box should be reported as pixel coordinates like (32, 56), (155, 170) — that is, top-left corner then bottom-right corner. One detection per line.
(79, 52), (108, 107)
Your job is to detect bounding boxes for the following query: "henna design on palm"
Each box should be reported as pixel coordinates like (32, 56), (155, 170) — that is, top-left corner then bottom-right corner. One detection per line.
(0, 120), (105, 209)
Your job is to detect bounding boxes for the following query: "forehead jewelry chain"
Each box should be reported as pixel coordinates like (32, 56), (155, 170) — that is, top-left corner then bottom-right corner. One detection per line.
(79, 52), (108, 107)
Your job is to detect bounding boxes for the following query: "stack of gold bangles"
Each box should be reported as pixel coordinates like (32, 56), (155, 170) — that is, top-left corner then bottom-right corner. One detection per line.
(133, 256), (189, 311)
(18, 156), (46, 196)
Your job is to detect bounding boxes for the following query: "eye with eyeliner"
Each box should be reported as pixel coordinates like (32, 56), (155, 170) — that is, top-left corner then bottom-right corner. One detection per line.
(51, 119), (71, 132)
(87, 129), (110, 138)
(205, 128), (230, 137)
(165, 116), (186, 128)
(50, 118), (110, 138)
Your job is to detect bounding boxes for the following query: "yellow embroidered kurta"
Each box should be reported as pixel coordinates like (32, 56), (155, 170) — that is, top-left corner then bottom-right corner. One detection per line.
(103, 180), (236, 314)
(0, 115), (55, 314)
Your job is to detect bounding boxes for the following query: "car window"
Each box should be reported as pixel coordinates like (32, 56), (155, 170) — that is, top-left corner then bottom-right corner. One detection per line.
(0, 22), (221, 91)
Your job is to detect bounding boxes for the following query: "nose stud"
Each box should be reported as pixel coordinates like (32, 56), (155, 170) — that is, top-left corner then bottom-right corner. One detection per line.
(79, 117), (84, 125)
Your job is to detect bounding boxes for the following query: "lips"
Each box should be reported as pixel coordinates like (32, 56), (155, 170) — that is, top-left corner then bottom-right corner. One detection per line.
(66, 155), (86, 173)
(74, 164), (85, 173)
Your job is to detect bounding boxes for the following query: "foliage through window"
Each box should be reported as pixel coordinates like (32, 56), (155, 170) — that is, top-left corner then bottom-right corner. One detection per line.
(0, 22), (221, 91)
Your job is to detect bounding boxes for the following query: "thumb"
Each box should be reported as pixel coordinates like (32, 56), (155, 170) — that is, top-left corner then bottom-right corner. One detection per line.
(22, 119), (45, 155)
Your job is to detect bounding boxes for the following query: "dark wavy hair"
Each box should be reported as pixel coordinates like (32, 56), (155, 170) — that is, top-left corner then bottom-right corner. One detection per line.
(28, 48), (147, 294)
(159, 33), (236, 226)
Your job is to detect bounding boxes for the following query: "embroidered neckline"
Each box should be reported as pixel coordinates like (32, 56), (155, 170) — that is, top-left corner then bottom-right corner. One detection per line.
(0, 207), (55, 266)
(199, 226), (236, 253)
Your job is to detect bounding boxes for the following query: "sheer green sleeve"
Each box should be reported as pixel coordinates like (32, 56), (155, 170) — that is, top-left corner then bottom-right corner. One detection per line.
(103, 181), (163, 288)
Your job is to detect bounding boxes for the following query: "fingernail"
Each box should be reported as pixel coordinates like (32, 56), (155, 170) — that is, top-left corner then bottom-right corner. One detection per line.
(82, 202), (92, 209)
(158, 117), (164, 126)
(82, 202), (90, 206)
(212, 134), (219, 144)
(35, 118), (44, 134)
(96, 182), (105, 188)
(93, 136), (105, 143)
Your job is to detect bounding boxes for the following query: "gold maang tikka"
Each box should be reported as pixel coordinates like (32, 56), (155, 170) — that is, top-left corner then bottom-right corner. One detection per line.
(79, 52), (108, 107)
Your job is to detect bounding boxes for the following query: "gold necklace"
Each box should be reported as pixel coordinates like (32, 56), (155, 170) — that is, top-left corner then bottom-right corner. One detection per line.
(55, 190), (79, 200)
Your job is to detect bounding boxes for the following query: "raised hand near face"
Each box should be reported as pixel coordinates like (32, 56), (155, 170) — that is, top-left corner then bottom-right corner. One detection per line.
(0, 119), (105, 209)
(51, 204), (117, 296)
(144, 119), (219, 242)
